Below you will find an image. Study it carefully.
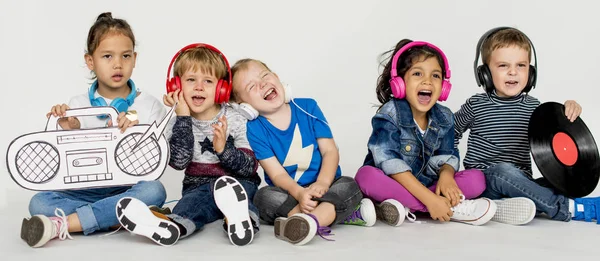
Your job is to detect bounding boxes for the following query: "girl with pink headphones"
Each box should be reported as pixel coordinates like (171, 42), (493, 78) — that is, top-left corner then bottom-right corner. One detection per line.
(354, 39), (497, 226)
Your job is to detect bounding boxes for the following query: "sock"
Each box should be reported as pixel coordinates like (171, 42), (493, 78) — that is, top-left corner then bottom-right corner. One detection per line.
(569, 199), (575, 217)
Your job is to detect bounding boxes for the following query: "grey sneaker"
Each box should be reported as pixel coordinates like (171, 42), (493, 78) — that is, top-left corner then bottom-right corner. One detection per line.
(492, 197), (536, 225)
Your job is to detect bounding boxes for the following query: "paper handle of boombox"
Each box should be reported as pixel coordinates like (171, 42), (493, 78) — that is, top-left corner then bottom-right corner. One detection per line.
(45, 107), (120, 131)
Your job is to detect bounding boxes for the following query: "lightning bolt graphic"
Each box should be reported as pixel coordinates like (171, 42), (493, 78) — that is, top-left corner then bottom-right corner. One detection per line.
(131, 103), (177, 152)
(282, 124), (313, 182)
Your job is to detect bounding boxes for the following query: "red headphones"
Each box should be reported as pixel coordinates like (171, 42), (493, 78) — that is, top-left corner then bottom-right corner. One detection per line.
(165, 43), (232, 104)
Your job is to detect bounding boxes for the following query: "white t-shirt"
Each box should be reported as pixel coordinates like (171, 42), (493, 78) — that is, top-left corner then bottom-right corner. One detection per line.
(67, 89), (167, 129)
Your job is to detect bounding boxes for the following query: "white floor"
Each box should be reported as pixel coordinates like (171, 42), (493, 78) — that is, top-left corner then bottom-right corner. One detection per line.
(2, 202), (598, 261)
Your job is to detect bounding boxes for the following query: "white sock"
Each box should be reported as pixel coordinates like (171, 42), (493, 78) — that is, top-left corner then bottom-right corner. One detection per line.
(569, 199), (575, 217)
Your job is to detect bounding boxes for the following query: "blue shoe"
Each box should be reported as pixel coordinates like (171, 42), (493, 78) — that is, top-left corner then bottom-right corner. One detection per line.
(572, 197), (600, 224)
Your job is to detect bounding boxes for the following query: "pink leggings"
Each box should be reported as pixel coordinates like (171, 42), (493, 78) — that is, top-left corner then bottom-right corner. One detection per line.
(355, 166), (486, 212)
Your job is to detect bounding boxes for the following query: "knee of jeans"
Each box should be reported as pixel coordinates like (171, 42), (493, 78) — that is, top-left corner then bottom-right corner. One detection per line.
(29, 192), (58, 216)
(486, 163), (526, 181)
(133, 180), (166, 207)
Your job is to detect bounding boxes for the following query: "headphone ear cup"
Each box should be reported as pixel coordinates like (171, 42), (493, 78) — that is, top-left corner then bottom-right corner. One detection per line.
(478, 65), (494, 93)
(524, 65), (537, 93)
(283, 83), (292, 103)
(90, 97), (107, 107)
(237, 102), (259, 120)
(166, 77), (181, 93)
(389, 77), (406, 99)
(216, 79), (231, 104)
(439, 81), (452, 101)
(110, 98), (129, 114)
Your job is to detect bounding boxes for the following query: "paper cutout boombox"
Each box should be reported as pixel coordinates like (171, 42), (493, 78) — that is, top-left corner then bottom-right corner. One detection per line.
(6, 106), (174, 191)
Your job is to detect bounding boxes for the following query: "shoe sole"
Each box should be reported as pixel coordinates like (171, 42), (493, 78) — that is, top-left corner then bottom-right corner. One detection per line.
(359, 198), (377, 227)
(214, 176), (254, 246)
(492, 198), (536, 225)
(375, 200), (404, 226)
(21, 215), (52, 248)
(116, 197), (180, 246)
(274, 214), (316, 246)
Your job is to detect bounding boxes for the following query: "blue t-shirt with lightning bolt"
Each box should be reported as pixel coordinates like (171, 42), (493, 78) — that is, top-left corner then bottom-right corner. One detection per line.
(246, 98), (342, 187)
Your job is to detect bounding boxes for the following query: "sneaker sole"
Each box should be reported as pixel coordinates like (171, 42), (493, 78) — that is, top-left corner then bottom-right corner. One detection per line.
(376, 200), (405, 226)
(21, 215), (52, 248)
(274, 214), (316, 246)
(359, 198), (377, 227)
(214, 176), (254, 246)
(116, 197), (180, 246)
(492, 198), (536, 225)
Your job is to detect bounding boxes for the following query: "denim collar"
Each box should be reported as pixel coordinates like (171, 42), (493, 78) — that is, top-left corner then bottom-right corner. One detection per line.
(392, 98), (451, 128)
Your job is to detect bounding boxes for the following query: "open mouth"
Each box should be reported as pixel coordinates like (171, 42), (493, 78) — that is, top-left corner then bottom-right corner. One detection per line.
(263, 88), (277, 100)
(192, 95), (206, 106)
(417, 90), (432, 105)
(505, 80), (519, 87)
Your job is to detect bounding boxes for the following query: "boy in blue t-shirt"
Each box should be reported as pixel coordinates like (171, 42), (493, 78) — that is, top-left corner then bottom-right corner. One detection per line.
(230, 59), (378, 246)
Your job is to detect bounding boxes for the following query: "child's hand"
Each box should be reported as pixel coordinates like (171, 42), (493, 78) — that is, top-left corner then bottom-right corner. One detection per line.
(425, 195), (453, 222)
(308, 181), (329, 196)
(564, 100), (582, 122)
(212, 115), (227, 154)
(296, 188), (319, 213)
(47, 104), (80, 130)
(164, 90), (190, 116)
(108, 112), (139, 133)
(435, 174), (463, 207)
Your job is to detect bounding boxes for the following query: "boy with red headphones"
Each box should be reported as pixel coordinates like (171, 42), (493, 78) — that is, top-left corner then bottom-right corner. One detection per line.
(454, 27), (592, 225)
(115, 44), (261, 246)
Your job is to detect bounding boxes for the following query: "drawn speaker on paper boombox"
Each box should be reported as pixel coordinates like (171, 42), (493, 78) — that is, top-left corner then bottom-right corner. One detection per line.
(6, 105), (175, 191)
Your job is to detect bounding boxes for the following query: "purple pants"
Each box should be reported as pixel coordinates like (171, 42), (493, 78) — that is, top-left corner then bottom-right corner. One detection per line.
(355, 166), (486, 212)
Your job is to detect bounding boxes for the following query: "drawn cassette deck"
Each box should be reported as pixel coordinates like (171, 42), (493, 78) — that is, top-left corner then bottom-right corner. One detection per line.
(6, 106), (173, 191)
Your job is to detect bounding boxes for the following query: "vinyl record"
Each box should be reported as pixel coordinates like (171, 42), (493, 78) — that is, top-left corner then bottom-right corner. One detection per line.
(529, 102), (600, 198)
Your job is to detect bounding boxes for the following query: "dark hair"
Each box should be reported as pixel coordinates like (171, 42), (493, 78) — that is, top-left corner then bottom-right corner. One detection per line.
(375, 39), (447, 108)
(85, 12), (136, 79)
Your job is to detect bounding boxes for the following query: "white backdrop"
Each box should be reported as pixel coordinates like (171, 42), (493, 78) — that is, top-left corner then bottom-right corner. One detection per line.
(1, 0), (599, 210)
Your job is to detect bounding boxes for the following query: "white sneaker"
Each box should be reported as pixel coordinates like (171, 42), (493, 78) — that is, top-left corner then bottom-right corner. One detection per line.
(342, 198), (377, 227)
(116, 197), (180, 246)
(492, 197), (536, 225)
(21, 208), (73, 247)
(274, 213), (317, 246)
(450, 196), (497, 226)
(375, 199), (412, 226)
(214, 176), (254, 246)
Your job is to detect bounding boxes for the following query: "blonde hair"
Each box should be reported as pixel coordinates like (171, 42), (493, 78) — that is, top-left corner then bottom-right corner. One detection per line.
(174, 47), (228, 80)
(230, 58), (272, 102)
(482, 28), (531, 64)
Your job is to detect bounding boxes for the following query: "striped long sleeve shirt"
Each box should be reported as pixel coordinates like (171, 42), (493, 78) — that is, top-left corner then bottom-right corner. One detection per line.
(454, 92), (540, 176)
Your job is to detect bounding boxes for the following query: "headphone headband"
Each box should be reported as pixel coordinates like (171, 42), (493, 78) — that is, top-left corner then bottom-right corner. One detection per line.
(473, 27), (538, 88)
(390, 41), (452, 80)
(165, 43), (232, 90)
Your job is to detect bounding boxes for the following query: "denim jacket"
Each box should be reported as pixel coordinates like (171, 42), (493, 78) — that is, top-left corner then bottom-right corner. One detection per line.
(363, 98), (459, 185)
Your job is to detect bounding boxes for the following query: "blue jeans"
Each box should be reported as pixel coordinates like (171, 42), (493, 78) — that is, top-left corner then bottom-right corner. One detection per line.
(168, 179), (259, 238)
(480, 163), (571, 221)
(29, 180), (166, 235)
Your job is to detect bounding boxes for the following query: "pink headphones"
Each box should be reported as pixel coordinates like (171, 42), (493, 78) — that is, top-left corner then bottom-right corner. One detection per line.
(389, 41), (452, 101)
